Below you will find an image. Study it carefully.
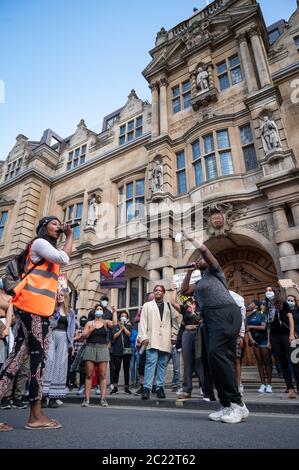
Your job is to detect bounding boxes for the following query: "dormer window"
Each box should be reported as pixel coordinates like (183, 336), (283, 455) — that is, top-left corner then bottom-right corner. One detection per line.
(67, 145), (87, 171)
(119, 116), (143, 145)
(4, 157), (23, 181)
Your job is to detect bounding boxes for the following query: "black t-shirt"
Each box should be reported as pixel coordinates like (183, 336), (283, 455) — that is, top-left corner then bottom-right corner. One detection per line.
(56, 315), (68, 331)
(111, 324), (132, 356)
(156, 302), (164, 321)
(270, 309), (290, 335)
(87, 325), (108, 345)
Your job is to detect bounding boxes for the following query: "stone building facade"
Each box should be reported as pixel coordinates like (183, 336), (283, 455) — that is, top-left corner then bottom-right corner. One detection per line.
(0, 0), (299, 337)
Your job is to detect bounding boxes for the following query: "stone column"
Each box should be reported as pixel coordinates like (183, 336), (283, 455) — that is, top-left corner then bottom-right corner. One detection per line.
(162, 238), (173, 257)
(290, 201), (299, 226)
(237, 33), (258, 94)
(78, 257), (92, 316)
(159, 77), (169, 135)
(272, 206), (297, 278)
(149, 239), (160, 282)
(248, 27), (271, 88)
(150, 82), (160, 138)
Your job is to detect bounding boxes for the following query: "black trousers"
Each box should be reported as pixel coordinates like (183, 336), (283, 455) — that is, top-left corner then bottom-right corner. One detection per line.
(112, 354), (132, 387)
(270, 333), (298, 390)
(204, 304), (242, 407)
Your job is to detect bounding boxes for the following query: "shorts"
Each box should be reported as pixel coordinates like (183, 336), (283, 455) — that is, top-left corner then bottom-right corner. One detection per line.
(83, 343), (110, 363)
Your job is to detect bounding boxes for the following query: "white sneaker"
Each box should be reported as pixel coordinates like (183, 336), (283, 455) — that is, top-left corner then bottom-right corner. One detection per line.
(81, 399), (90, 407)
(257, 384), (266, 393)
(176, 387), (183, 396)
(199, 387), (204, 397)
(95, 386), (101, 395)
(56, 399), (63, 406)
(208, 406), (231, 422)
(220, 403), (249, 424)
(77, 385), (85, 395)
(265, 384), (273, 393)
(239, 384), (244, 395)
(202, 397), (211, 402)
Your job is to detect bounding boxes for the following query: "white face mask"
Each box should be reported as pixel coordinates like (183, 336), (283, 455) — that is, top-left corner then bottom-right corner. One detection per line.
(120, 317), (127, 323)
(265, 291), (275, 300)
(101, 300), (108, 308)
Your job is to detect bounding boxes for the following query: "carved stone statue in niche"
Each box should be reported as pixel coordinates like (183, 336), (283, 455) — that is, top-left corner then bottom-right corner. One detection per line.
(151, 159), (164, 193)
(204, 202), (247, 237)
(86, 193), (100, 227)
(260, 116), (282, 155)
(196, 67), (209, 94)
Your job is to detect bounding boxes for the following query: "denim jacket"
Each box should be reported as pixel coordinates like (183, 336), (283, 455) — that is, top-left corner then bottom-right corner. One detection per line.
(49, 309), (76, 349)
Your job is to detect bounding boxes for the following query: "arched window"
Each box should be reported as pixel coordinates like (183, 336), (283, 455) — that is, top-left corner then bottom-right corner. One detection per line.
(117, 276), (148, 322)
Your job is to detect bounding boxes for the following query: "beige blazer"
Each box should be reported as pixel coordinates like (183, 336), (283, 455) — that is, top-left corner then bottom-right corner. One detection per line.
(138, 300), (179, 354)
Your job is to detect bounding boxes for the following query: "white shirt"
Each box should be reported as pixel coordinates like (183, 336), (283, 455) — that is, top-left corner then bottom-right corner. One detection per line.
(229, 290), (246, 338)
(31, 239), (69, 266)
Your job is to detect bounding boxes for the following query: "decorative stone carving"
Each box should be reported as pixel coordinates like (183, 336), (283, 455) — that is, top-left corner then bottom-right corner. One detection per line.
(248, 26), (261, 38)
(151, 159), (164, 193)
(204, 203), (248, 237)
(86, 193), (101, 227)
(241, 220), (270, 240)
(190, 63), (217, 111)
(77, 119), (87, 130)
(156, 27), (168, 46)
(260, 116), (282, 155)
(182, 20), (211, 51)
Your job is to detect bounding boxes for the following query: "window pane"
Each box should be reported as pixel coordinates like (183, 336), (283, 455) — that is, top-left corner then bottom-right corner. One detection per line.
(243, 145), (258, 171)
(15, 168), (20, 176)
(75, 148), (80, 157)
(80, 155), (85, 164)
(68, 205), (74, 220)
(136, 127), (142, 138)
(135, 198), (145, 218)
(217, 130), (230, 149)
(120, 125), (126, 135)
(75, 203), (83, 219)
(67, 162), (72, 171)
(0, 227), (3, 241)
(217, 61), (227, 74)
(136, 115), (143, 127)
(231, 66), (243, 85)
(194, 160), (204, 185)
(239, 124), (253, 145)
(81, 144), (87, 154)
(269, 29), (280, 45)
(68, 152), (73, 161)
(229, 55), (240, 68)
(142, 278), (148, 303)
(118, 285), (126, 309)
(205, 155), (218, 180)
(73, 226), (80, 240)
(220, 151), (234, 176)
(182, 80), (190, 92)
(136, 179), (144, 196)
(177, 170), (187, 194)
(172, 85), (180, 97)
(126, 200), (134, 222)
(219, 73), (230, 91)
(126, 182), (133, 199)
(128, 120), (134, 131)
(0, 211), (8, 226)
(127, 131), (134, 142)
(295, 36), (299, 49)
(176, 151), (185, 169)
(172, 97), (181, 114)
(192, 140), (201, 160)
(119, 135), (126, 145)
(204, 134), (214, 154)
(130, 278), (139, 307)
(118, 186), (124, 202)
(183, 91), (192, 109)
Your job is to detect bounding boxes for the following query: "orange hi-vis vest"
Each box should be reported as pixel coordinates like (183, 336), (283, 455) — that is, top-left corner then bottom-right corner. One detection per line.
(13, 250), (60, 317)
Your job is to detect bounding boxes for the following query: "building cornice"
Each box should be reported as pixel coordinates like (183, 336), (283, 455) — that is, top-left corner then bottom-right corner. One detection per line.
(271, 61), (299, 84)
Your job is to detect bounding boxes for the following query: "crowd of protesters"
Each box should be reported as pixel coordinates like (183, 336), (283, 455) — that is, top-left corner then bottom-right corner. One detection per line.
(0, 220), (299, 430)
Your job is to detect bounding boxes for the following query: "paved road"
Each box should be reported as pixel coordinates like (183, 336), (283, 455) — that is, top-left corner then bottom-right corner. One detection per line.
(1, 403), (299, 449)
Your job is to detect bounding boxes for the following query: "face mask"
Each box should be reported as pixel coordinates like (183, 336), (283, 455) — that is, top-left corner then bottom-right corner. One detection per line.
(287, 300), (295, 309)
(95, 310), (103, 318)
(265, 291), (275, 300)
(101, 300), (108, 308)
(120, 317), (127, 323)
(80, 319), (87, 327)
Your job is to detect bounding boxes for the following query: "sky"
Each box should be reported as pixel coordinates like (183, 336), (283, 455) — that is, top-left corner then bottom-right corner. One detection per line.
(0, 0), (297, 161)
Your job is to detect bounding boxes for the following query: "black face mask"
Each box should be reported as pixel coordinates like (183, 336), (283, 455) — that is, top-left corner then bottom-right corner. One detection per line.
(80, 319), (87, 328)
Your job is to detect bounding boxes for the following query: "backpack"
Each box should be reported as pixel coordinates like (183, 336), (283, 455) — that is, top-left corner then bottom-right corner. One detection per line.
(2, 249), (44, 296)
